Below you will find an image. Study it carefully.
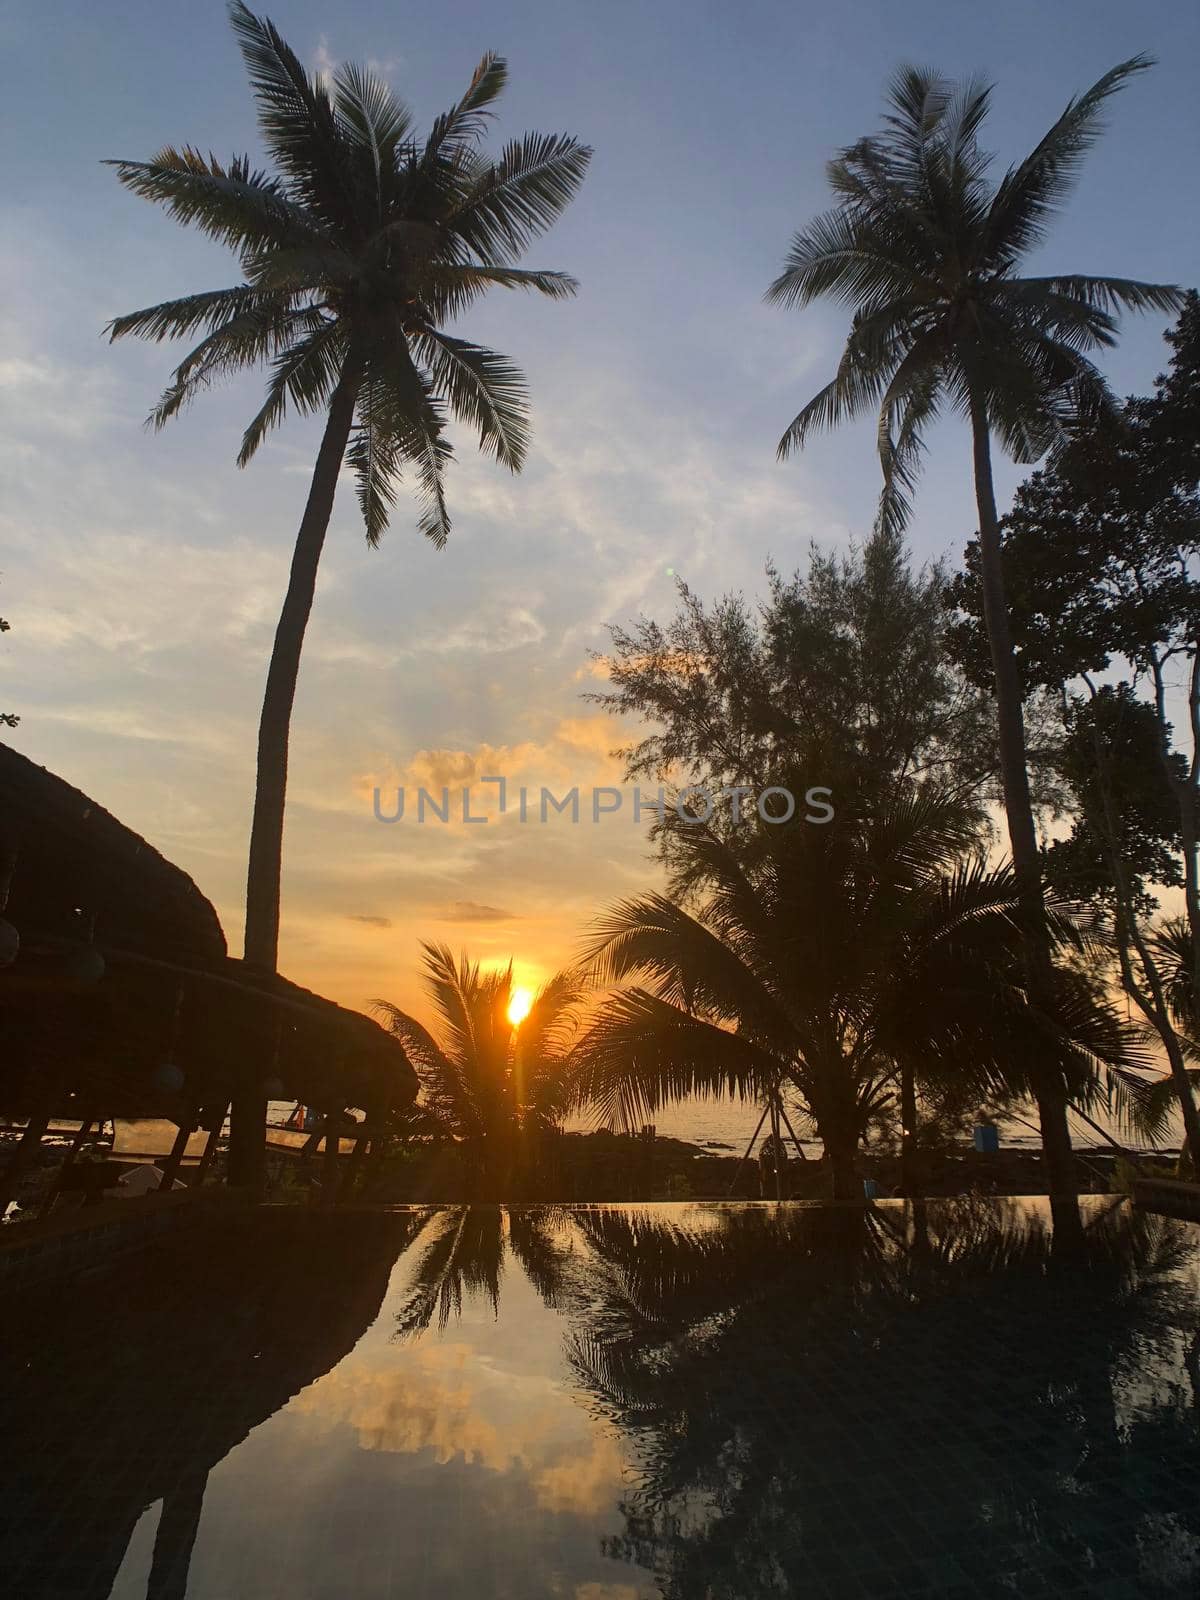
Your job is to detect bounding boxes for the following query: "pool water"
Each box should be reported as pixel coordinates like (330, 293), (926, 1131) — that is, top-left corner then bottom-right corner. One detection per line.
(3, 1197), (1200, 1599)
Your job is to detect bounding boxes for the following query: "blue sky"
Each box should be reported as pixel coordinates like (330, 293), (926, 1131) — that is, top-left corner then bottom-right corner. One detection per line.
(2, 0), (1197, 1014)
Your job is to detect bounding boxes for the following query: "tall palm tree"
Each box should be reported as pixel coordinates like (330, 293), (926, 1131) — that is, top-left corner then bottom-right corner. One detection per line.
(765, 58), (1181, 1195)
(375, 943), (581, 1190)
(106, 5), (590, 1180)
(570, 796), (1146, 1199)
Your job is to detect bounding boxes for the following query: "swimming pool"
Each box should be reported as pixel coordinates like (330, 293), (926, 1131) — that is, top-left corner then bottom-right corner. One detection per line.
(3, 1197), (1199, 1598)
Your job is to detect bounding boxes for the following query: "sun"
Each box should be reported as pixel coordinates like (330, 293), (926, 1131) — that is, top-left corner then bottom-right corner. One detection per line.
(507, 985), (534, 1027)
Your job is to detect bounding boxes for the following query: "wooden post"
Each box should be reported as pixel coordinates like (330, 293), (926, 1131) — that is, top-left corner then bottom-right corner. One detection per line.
(228, 1088), (267, 1194)
(726, 1102), (771, 1198)
(640, 1124), (656, 1200)
(776, 1099), (808, 1161)
(192, 1105), (225, 1189)
(320, 1110), (340, 1204)
(770, 1099), (783, 1201)
(37, 1116), (94, 1219)
(0, 830), (17, 911)
(339, 1115), (371, 1202)
(158, 1106), (198, 1190)
(361, 1114), (393, 1200)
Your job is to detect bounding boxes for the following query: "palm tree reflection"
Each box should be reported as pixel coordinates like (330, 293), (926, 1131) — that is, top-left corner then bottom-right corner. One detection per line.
(581, 1202), (1200, 1599)
(393, 1199), (1200, 1598)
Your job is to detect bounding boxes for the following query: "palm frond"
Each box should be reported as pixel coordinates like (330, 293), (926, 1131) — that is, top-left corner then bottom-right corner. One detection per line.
(765, 206), (936, 313)
(332, 60), (414, 220)
(579, 891), (795, 1052)
(106, 147), (327, 253)
(874, 329), (944, 533)
(105, 283), (293, 344)
(243, 243), (359, 293)
(346, 380), (403, 546)
(449, 132), (592, 263)
(776, 339), (893, 460)
(1148, 917), (1197, 1031)
(236, 317), (346, 464)
(421, 51), (508, 170)
(372, 998), (463, 1121)
(146, 304), (333, 432)
(982, 56), (1154, 268)
(414, 330), (530, 470)
(361, 319), (453, 545)
(227, 2), (353, 229)
(1007, 274), (1183, 321)
(420, 263), (579, 321)
(569, 988), (780, 1130)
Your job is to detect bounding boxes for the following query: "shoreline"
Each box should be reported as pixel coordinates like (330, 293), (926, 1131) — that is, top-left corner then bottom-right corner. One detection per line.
(3, 1124), (1185, 1216)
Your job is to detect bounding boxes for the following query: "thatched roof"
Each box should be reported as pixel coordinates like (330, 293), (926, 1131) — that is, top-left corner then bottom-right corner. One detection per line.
(0, 743), (416, 1118)
(0, 740), (226, 961)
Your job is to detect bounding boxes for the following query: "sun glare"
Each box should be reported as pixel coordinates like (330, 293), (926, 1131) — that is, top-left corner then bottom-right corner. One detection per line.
(507, 985), (534, 1026)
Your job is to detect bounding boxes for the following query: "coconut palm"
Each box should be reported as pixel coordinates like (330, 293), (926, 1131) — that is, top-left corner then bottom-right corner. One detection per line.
(374, 943), (582, 1188)
(570, 795), (1147, 1199)
(766, 58), (1182, 1196)
(106, 5), (589, 1177)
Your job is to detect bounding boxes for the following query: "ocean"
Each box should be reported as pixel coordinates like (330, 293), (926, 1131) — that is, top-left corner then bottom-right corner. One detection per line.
(268, 1095), (1185, 1158)
(567, 1093), (1185, 1157)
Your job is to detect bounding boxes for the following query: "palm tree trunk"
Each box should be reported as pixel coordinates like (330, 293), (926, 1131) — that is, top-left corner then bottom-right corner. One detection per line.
(147, 1468), (208, 1600)
(900, 1061), (919, 1198)
(969, 391), (1078, 1207)
(230, 360), (362, 1191)
(824, 1127), (860, 1201)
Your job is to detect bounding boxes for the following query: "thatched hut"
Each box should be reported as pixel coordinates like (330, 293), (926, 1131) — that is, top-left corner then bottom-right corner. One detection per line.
(0, 742), (416, 1182)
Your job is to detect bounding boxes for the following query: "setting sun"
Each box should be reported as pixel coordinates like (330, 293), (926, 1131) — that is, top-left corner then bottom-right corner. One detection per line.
(507, 985), (535, 1026)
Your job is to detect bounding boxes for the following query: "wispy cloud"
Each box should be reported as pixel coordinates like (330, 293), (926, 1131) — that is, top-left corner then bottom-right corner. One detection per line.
(441, 901), (518, 923)
(311, 34), (404, 88)
(312, 35), (336, 87)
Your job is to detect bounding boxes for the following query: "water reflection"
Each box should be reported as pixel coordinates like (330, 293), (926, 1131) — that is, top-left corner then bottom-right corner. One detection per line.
(2, 1200), (1199, 1599)
(0, 1212), (424, 1599)
(560, 1201), (1200, 1599)
(388, 1200), (1200, 1598)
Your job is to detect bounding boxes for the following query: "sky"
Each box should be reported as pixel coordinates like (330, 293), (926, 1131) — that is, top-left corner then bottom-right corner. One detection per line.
(1, 0), (1197, 1023)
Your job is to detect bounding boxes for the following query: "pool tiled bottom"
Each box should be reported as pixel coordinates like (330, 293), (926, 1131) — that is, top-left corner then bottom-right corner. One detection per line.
(2, 1197), (1199, 1598)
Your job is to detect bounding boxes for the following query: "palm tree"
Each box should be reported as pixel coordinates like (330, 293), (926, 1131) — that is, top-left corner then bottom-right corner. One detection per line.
(106, 5), (590, 1180)
(765, 58), (1181, 1197)
(374, 943), (581, 1191)
(570, 795), (1145, 1199)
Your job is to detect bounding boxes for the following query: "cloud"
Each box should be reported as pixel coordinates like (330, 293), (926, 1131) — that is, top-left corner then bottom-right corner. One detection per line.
(440, 901), (517, 923)
(347, 913), (393, 929)
(572, 1588), (644, 1600)
(290, 1324), (629, 1522)
(425, 603), (547, 657)
(311, 34), (404, 89)
(312, 36), (336, 86)
(532, 1431), (629, 1516)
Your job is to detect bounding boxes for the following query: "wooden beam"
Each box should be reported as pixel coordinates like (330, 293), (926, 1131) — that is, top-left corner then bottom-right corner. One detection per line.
(37, 1116), (94, 1218)
(320, 1111), (340, 1205)
(158, 1108), (198, 1190)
